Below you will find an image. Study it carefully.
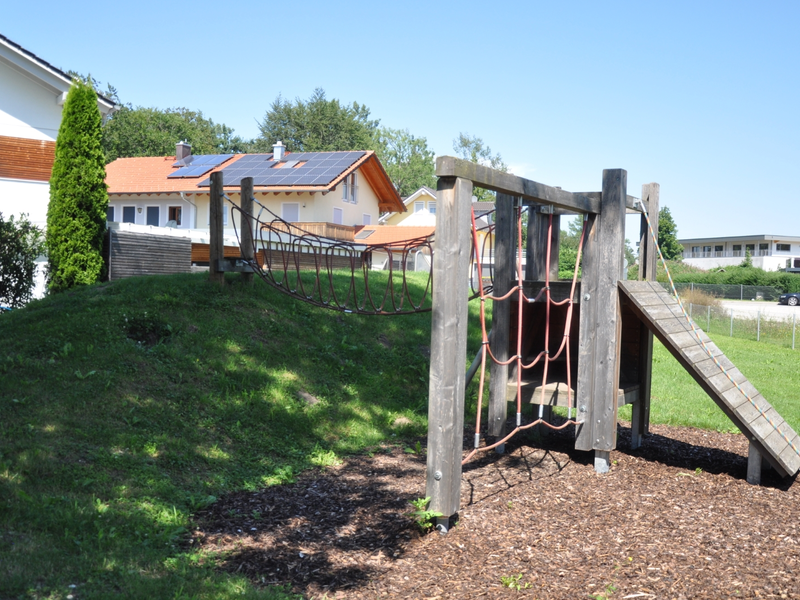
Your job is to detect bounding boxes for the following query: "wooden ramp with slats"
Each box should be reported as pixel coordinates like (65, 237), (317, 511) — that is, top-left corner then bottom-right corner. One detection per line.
(619, 280), (800, 478)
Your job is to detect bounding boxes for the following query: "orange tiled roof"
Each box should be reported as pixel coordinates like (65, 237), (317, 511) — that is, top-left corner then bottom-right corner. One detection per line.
(355, 225), (435, 247)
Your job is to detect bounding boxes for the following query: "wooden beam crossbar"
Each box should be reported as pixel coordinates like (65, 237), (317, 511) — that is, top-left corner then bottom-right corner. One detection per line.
(436, 156), (600, 214)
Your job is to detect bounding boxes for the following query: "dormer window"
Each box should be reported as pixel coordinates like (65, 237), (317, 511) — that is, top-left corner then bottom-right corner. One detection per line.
(342, 172), (358, 204)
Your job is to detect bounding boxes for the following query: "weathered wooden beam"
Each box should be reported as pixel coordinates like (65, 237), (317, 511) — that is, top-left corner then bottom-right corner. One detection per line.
(209, 171), (225, 285)
(747, 441), (762, 485)
(631, 183), (660, 448)
(240, 177), (255, 284)
(436, 156), (600, 214)
(426, 176), (473, 521)
(578, 191), (641, 213)
(575, 169), (627, 463)
(488, 193), (515, 441)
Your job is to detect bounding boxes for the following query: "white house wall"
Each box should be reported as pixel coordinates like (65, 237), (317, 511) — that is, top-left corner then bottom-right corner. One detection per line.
(0, 178), (49, 226)
(0, 60), (63, 141)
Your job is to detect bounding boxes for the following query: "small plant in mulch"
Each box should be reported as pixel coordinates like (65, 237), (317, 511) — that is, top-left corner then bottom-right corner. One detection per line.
(407, 497), (442, 532)
(500, 573), (532, 591)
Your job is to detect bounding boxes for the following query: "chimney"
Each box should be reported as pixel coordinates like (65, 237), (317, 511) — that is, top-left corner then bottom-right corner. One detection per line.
(273, 140), (286, 161)
(176, 141), (192, 162)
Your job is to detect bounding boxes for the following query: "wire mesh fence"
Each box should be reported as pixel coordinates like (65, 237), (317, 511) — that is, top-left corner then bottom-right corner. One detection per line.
(686, 302), (798, 350)
(669, 282), (784, 301)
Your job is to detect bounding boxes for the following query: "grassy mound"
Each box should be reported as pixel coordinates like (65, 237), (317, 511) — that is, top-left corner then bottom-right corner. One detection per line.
(0, 273), (435, 599)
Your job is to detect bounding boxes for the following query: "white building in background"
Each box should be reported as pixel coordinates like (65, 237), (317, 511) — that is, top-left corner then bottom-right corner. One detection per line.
(680, 235), (800, 272)
(0, 32), (116, 297)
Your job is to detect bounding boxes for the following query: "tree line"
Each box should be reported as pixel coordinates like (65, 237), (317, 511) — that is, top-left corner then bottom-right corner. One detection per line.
(101, 86), (506, 199)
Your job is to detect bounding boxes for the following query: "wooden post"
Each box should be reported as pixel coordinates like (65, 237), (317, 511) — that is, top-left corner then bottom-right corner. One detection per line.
(549, 215), (561, 282)
(240, 177), (255, 284)
(747, 441), (762, 485)
(575, 169), (627, 473)
(426, 176), (473, 523)
(209, 171), (225, 285)
(488, 193), (515, 442)
(525, 206), (560, 282)
(526, 206), (549, 281)
(631, 183), (659, 448)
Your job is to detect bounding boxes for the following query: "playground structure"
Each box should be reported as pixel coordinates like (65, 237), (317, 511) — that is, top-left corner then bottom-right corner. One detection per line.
(205, 159), (800, 533)
(424, 157), (800, 530)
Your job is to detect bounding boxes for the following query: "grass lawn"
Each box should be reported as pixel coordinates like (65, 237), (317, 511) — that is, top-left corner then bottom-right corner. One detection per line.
(619, 335), (800, 433)
(2, 272), (798, 599)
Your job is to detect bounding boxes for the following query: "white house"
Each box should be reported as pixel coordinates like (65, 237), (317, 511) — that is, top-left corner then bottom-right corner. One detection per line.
(0, 32), (116, 296)
(105, 141), (406, 260)
(680, 235), (800, 272)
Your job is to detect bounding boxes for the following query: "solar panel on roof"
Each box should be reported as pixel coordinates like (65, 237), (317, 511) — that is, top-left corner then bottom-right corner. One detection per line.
(196, 151), (367, 187)
(171, 154), (234, 168)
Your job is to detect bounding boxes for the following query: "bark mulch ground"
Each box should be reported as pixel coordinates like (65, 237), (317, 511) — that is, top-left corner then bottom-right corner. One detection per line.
(193, 422), (800, 599)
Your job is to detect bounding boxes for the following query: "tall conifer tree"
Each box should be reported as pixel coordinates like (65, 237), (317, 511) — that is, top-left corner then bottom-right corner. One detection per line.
(47, 80), (108, 291)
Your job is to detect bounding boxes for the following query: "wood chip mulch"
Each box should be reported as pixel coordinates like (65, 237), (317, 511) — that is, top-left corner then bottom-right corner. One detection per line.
(192, 422), (800, 599)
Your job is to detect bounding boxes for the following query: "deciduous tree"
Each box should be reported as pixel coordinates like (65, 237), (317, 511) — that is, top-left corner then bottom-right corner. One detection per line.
(102, 106), (251, 163)
(374, 127), (435, 197)
(254, 88), (378, 153)
(47, 80), (108, 292)
(452, 133), (507, 203)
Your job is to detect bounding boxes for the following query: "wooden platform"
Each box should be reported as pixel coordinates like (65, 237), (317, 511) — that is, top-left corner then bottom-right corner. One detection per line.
(619, 280), (800, 477)
(506, 378), (639, 407)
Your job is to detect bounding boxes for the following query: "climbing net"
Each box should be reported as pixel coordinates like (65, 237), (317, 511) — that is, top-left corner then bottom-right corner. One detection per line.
(638, 202), (800, 459)
(225, 197), (436, 314)
(463, 206), (586, 463)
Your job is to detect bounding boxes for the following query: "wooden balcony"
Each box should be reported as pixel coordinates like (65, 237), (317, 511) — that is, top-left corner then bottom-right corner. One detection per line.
(261, 221), (356, 242)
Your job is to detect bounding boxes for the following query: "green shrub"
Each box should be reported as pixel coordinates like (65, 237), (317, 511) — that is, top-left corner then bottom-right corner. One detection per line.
(0, 212), (44, 307)
(46, 79), (108, 292)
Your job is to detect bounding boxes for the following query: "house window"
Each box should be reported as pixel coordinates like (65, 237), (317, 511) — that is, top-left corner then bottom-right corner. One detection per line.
(414, 201), (425, 213)
(745, 244), (755, 252)
(702, 245), (711, 256)
(146, 206), (159, 227)
(168, 206), (182, 226)
(107, 206), (115, 222)
(759, 243), (769, 256)
(732, 244), (742, 257)
(122, 206), (136, 224)
(777, 243), (791, 252)
(363, 214), (371, 225)
(282, 203), (299, 222)
(714, 245), (723, 256)
(350, 172), (358, 204)
(342, 177), (348, 200)
(428, 202), (436, 215)
(333, 207), (343, 225)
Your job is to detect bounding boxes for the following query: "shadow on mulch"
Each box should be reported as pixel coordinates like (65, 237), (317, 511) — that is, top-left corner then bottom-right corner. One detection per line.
(191, 420), (799, 598)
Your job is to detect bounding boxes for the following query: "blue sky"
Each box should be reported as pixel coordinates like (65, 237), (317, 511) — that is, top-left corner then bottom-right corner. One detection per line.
(5, 0), (798, 239)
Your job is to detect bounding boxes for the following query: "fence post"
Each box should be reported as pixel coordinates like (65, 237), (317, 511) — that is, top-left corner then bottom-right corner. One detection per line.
(240, 177), (254, 284)
(209, 171), (225, 285)
(757, 311), (761, 342)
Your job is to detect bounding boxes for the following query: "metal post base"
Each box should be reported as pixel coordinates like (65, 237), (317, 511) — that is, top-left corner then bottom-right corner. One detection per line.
(594, 450), (611, 474)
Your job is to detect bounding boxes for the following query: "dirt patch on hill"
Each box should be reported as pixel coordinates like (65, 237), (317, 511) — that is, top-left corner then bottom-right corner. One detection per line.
(193, 422), (799, 599)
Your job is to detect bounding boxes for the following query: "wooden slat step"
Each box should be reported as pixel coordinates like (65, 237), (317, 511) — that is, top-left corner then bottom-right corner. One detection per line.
(619, 279), (800, 478)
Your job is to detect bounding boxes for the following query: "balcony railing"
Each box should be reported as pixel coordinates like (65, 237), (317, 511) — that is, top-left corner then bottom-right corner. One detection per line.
(263, 221), (357, 242)
(683, 249), (772, 259)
